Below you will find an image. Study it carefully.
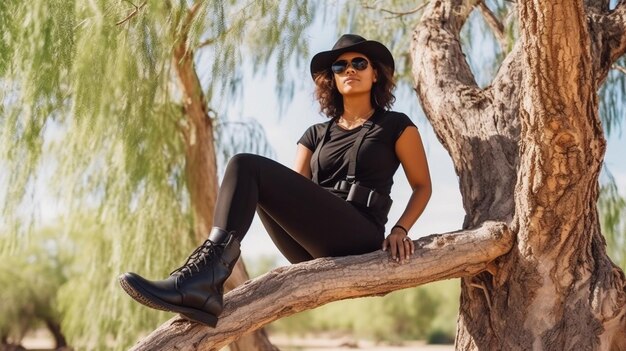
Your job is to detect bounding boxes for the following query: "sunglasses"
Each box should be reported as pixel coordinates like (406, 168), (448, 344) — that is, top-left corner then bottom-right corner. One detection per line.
(331, 57), (369, 74)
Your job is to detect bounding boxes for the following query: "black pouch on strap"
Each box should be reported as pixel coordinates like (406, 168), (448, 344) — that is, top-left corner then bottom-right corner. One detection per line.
(333, 180), (393, 216)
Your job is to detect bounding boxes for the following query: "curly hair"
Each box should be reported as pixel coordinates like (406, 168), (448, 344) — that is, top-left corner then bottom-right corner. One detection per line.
(313, 60), (396, 119)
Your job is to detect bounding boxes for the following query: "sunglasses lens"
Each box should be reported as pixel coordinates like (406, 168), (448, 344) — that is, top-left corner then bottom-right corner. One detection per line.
(331, 60), (348, 74)
(331, 58), (369, 74)
(352, 57), (369, 70)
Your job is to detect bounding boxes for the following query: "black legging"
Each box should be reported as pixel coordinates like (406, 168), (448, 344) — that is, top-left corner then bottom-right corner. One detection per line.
(213, 153), (384, 263)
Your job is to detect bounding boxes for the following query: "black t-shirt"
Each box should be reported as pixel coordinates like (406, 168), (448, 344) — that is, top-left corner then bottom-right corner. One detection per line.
(298, 110), (416, 229)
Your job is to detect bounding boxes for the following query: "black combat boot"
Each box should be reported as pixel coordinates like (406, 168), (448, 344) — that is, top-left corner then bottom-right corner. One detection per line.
(118, 228), (240, 327)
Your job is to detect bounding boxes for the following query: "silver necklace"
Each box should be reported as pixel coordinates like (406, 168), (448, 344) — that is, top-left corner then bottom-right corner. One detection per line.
(339, 108), (375, 129)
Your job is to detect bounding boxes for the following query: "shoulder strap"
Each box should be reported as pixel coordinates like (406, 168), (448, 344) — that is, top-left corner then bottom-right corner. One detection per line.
(311, 110), (383, 185)
(346, 110), (382, 183)
(311, 119), (335, 184)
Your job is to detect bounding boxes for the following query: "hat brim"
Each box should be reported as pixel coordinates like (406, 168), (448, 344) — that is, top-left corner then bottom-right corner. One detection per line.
(310, 40), (395, 79)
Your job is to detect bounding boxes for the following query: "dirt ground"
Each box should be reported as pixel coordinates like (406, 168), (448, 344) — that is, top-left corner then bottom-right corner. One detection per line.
(20, 330), (455, 350)
(270, 335), (454, 351)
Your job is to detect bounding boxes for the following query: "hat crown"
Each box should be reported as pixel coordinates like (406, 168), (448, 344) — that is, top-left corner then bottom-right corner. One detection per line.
(309, 34), (394, 78)
(331, 34), (367, 51)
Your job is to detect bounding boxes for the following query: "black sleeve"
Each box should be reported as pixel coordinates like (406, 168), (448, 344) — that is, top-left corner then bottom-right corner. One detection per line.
(393, 113), (417, 141)
(297, 123), (324, 152)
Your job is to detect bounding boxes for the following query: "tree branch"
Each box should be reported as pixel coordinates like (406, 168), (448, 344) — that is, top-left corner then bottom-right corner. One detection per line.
(411, 0), (523, 228)
(583, 0), (626, 86)
(180, 2), (203, 45)
(612, 64), (626, 74)
(361, 1), (429, 19)
(605, 1), (626, 63)
(129, 222), (514, 351)
(411, 0), (483, 131)
(116, 1), (147, 26)
(196, 26), (235, 50)
(477, 1), (507, 50)
(584, 0), (610, 13)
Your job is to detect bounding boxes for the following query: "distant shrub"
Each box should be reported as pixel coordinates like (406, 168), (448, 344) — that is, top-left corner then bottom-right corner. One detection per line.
(427, 328), (455, 344)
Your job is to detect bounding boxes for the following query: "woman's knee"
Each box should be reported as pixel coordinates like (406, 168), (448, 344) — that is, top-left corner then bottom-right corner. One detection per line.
(226, 153), (263, 175)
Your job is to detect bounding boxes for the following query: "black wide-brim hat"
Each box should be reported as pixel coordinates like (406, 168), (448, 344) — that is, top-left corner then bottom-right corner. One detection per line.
(310, 34), (395, 79)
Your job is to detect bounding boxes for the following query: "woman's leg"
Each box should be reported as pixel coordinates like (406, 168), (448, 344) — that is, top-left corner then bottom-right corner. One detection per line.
(119, 153), (383, 327)
(213, 153), (383, 259)
(257, 207), (314, 263)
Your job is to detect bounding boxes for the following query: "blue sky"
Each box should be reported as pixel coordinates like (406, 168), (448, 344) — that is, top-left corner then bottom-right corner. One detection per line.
(227, 28), (626, 261)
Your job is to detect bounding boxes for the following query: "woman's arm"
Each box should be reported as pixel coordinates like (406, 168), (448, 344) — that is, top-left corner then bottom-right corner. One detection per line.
(293, 144), (313, 178)
(382, 126), (432, 262)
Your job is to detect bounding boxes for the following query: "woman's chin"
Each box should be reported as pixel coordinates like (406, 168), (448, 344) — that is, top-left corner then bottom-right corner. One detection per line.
(339, 88), (370, 97)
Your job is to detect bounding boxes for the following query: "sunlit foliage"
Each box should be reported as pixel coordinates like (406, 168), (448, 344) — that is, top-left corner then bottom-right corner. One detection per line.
(0, 1), (315, 349)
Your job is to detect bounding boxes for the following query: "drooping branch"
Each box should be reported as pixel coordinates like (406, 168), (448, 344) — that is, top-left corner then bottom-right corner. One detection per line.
(116, 1), (148, 26)
(361, 2), (428, 19)
(196, 12), (240, 50)
(129, 222), (514, 351)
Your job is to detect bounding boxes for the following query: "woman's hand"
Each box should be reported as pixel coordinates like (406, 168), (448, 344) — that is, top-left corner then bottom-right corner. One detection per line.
(382, 226), (414, 263)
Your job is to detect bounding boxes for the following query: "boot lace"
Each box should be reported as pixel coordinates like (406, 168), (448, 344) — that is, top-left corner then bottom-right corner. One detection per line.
(170, 239), (224, 280)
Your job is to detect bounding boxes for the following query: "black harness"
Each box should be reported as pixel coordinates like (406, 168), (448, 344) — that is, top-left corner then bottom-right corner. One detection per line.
(311, 111), (393, 216)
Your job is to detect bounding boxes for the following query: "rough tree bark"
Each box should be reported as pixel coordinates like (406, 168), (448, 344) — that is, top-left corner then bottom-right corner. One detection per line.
(172, 3), (276, 351)
(412, 0), (626, 349)
(132, 0), (626, 349)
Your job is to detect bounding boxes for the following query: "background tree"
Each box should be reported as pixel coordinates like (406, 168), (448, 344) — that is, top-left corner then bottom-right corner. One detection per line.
(130, 0), (626, 350)
(0, 0), (314, 350)
(0, 226), (69, 350)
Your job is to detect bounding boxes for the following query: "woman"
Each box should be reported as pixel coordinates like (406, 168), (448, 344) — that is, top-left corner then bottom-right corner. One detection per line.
(119, 34), (432, 327)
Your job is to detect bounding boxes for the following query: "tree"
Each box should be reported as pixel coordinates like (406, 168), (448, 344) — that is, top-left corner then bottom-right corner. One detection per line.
(413, 0), (626, 347)
(1, 1), (313, 350)
(130, 0), (626, 349)
(0, 226), (69, 350)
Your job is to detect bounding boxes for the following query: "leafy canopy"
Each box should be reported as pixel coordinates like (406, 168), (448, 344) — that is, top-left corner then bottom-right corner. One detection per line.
(0, 0), (315, 349)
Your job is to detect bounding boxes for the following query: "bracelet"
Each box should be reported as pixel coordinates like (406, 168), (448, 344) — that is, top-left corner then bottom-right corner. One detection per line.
(391, 224), (408, 236)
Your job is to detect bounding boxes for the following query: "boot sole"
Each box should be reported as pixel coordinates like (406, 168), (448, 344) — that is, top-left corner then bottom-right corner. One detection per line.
(118, 273), (218, 327)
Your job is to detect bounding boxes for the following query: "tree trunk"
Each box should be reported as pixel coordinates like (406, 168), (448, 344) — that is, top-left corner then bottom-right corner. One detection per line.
(411, 0), (626, 349)
(171, 4), (276, 350)
(44, 318), (68, 349)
